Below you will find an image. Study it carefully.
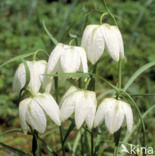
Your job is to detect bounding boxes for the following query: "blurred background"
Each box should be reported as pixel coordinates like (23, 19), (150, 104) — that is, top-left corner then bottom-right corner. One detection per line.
(0, 0), (155, 155)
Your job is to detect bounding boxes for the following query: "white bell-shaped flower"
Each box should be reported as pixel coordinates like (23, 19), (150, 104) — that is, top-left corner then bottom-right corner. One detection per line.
(60, 86), (97, 129)
(81, 24), (124, 64)
(19, 93), (61, 134)
(47, 43), (88, 73)
(44, 43), (88, 92)
(13, 60), (47, 94)
(94, 98), (133, 134)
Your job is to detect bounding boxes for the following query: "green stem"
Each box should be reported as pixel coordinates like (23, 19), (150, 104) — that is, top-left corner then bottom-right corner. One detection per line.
(114, 59), (122, 156)
(59, 126), (65, 156)
(87, 64), (97, 156)
(116, 59), (122, 99)
(33, 49), (48, 61)
(100, 12), (108, 24)
(32, 130), (41, 156)
(103, 0), (118, 26)
(80, 129), (84, 156)
(122, 91), (146, 147)
(54, 77), (65, 156)
(91, 130), (94, 156)
(118, 59), (122, 89)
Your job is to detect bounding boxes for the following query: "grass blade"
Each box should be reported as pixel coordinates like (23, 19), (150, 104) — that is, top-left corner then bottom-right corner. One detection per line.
(45, 72), (90, 78)
(42, 21), (58, 45)
(124, 61), (155, 91)
(0, 129), (22, 136)
(0, 52), (34, 69)
(0, 142), (30, 156)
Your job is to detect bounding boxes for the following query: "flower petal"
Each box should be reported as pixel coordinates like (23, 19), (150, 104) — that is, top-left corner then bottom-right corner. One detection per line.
(30, 60), (47, 93)
(101, 24), (120, 61)
(78, 47), (88, 73)
(60, 46), (81, 73)
(60, 86), (78, 121)
(120, 101), (133, 131)
(75, 91), (88, 129)
(85, 91), (97, 129)
(19, 98), (32, 134)
(26, 99), (46, 133)
(13, 63), (26, 93)
(94, 98), (110, 127)
(81, 25), (104, 64)
(105, 99), (124, 134)
(13, 60), (47, 94)
(35, 93), (61, 126)
(111, 26), (124, 59)
(47, 43), (63, 73)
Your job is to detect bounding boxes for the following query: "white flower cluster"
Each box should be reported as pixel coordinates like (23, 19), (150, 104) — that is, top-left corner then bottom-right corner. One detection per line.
(13, 23), (133, 134)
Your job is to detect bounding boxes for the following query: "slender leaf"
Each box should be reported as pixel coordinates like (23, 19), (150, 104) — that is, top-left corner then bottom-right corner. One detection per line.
(0, 52), (34, 69)
(63, 121), (75, 144)
(124, 61), (155, 91)
(45, 72), (90, 78)
(19, 60), (31, 99)
(72, 131), (81, 156)
(57, 0), (80, 41)
(0, 129), (22, 136)
(42, 21), (58, 45)
(38, 136), (58, 156)
(122, 91), (146, 146)
(120, 104), (155, 156)
(0, 142), (30, 156)
(91, 73), (119, 92)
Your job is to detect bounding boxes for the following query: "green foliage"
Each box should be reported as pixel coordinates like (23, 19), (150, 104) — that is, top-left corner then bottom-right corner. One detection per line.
(0, 0), (155, 155)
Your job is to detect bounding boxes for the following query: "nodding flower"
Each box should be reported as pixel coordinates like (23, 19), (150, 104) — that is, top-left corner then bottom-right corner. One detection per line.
(13, 60), (47, 94)
(60, 86), (97, 129)
(81, 24), (124, 64)
(94, 98), (133, 134)
(19, 93), (60, 134)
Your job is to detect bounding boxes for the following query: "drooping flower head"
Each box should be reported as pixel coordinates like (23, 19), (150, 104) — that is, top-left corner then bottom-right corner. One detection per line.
(19, 93), (60, 134)
(60, 86), (97, 129)
(47, 43), (88, 74)
(44, 43), (88, 92)
(94, 98), (133, 134)
(13, 60), (47, 94)
(81, 24), (124, 64)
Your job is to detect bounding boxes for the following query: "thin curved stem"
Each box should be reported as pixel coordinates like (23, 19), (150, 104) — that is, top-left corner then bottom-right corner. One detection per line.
(54, 77), (65, 156)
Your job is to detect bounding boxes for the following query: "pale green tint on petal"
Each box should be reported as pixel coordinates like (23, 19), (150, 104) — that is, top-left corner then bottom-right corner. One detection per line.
(47, 43), (64, 73)
(85, 91), (97, 129)
(35, 93), (61, 126)
(26, 99), (46, 133)
(120, 101), (133, 131)
(60, 86), (78, 105)
(13, 60), (47, 94)
(81, 25), (101, 64)
(75, 91), (88, 129)
(60, 47), (81, 73)
(60, 86), (78, 121)
(13, 63), (26, 93)
(90, 26), (105, 64)
(101, 24), (120, 62)
(94, 98), (111, 127)
(42, 76), (54, 93)
(105, 100), (124, 134)
(78, 47), (88, 73)
(30, 60), (47, 93)
(19, 98), (32, 134)
(111, 26), (124, 59)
